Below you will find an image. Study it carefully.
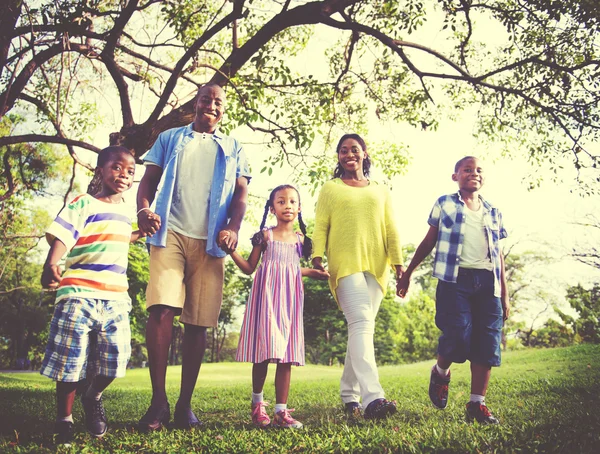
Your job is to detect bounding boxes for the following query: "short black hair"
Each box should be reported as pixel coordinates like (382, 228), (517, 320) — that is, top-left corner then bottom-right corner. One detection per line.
(454, 156), (478, 172)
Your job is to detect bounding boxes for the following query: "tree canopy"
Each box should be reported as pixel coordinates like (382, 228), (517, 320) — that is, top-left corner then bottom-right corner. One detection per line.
(1, 0), (598, 196)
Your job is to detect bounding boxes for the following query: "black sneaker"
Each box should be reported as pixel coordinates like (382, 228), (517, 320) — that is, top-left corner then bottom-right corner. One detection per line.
(81, 394), (108, 438)
(364, 398), (397, 420)
(173, 404), (202, 430)
(429, 366), (450, 409)
(138, 402), (170, 432)
(466, 401), (499, 425)
(344, 402), (362, 418)
(53, 420), (74, 445)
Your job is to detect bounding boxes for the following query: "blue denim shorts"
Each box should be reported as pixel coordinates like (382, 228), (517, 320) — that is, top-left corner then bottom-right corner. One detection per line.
(40, 297), (131, 382)
(435, 268), (503, 367)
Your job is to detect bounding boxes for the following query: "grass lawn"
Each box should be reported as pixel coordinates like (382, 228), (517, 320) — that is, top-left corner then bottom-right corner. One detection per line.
(1, 344), (599, 453)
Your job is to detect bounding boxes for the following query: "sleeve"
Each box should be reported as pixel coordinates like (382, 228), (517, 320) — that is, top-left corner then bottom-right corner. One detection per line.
(498, 209), (508, 240)
(236, 141), (252, 182)
(427, 198), (441, 228)
(312, 183), (331, 258)
(45, 195), (87, 251)
(142, 131), (168, 168)
(384, 188), (404, 266)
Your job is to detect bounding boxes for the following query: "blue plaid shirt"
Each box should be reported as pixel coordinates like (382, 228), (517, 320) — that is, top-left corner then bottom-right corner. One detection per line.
(428, 193), (507, 297)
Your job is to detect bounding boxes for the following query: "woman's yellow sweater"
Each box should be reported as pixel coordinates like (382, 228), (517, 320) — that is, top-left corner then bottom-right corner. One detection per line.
(312, 178), (404, 303)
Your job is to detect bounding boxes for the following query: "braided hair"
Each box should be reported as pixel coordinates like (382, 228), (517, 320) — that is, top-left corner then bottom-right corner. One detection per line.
(86, 146), (133, 196)
(332, 133), (371, 179)
(251, 184), (313, 260)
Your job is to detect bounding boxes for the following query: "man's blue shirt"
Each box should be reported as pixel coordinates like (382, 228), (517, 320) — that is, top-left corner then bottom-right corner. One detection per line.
(142, 124), (251, 257)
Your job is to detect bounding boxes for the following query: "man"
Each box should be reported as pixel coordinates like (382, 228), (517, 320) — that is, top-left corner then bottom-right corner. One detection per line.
(136, 84), (250, 430)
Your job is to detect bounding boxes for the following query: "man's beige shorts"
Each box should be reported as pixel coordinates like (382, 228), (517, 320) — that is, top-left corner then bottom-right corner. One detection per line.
(146, 230), (225, 327)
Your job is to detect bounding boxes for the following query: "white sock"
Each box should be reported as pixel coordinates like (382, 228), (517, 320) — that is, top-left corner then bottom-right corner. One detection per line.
(86, 386), (103, 401)
(252, 392), (264, 404)
(435, 364), (450, 377)
(470, 394), (485, 404)
(274, 403), (287, 414)
(57, 414), (73, 423)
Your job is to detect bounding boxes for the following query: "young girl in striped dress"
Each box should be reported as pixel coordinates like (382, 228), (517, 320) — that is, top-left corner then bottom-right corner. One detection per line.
(228, 185), (329, 429)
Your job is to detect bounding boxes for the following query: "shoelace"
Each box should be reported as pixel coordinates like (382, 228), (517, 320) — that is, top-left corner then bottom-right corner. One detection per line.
(90, 399), (106, 421)
(478, 403), (492, 417)
(436, 384), (449, 399)
(252, 402), (270, 422)
(277, 408), (297, 424)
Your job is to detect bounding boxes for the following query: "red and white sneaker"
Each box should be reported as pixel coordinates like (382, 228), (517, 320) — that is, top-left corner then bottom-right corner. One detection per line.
(273, 408), (303, 429)
(251, 401), (271, 428)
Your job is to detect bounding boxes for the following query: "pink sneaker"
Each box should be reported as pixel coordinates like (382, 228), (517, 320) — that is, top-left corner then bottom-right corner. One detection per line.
(273, 408), (303, 429)
(251, 401), (271, 428)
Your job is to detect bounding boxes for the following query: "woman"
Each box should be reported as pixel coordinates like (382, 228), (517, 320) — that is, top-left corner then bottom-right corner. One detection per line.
(312, 133), (404, 420)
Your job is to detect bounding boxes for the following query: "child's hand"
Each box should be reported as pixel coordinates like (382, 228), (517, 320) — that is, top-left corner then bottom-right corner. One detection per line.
(41, 264), (62, 289)
(304, 268), (330, 280)
(396, 272), (411, 298)
(218, 229), (238, 254)
(137, 209), (161, 237)
(502, 295), (510, 321)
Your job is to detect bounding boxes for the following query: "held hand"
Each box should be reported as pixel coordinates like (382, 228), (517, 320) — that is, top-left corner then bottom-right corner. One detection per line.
(218, 229), (238, 254)
(311, 257), (326, 272)
(396, 272), (411, 298)
(137, 209), (161, 237)
(307, 268), (330, 280)
(41, 264), (62, 289)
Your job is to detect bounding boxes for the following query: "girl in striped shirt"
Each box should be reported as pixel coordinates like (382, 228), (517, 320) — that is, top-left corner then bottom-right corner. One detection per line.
(227, 185), (328, 429)
(40, 146), (150, 444)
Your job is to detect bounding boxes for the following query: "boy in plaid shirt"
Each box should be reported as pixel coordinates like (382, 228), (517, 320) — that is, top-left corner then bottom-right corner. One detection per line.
(397, 156), (509, 424)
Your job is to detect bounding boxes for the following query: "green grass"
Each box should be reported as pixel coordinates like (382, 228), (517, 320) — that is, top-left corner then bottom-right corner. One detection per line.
(1, 345), (599, 453)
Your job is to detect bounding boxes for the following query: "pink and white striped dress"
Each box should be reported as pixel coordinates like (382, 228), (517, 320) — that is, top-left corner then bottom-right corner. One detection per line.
(236, 228), (305, 366)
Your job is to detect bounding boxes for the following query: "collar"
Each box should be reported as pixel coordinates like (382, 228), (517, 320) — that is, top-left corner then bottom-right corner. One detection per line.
(184, 123), (224, 140)
(455, 192), (492, 212)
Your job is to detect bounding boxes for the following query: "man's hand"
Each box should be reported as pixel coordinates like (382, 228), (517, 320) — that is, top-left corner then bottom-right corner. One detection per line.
(137, 209), (161, 237)
(218, 229), (238, 254)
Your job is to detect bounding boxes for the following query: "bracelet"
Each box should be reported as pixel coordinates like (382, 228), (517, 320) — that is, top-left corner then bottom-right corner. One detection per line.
(137, 208), (152, 216)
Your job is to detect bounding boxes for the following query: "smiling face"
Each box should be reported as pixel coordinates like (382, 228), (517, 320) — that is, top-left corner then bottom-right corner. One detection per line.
(270, 187), (300, 223)
(194, 84), (225, 133)
(452, 157), (484, 193)
(99, 151), (136, 195)
(337, 138), (367, 175)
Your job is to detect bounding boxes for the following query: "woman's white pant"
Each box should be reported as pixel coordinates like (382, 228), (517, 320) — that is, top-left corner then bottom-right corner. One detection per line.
(337, 272), (385, 408)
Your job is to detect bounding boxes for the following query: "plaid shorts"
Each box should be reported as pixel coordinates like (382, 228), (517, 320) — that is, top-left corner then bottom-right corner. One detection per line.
(40, 297), (131, 382)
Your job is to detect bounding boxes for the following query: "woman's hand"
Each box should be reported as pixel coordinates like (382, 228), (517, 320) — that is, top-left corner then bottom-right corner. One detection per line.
(311, 257), (326, 272)
(302, 268), (330, 280)
(396, 271), (411, 298)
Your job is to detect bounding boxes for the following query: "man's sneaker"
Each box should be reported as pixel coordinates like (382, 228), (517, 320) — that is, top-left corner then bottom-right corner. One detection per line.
(138, 402), (170, 432)
(53, 420), (74, 445)
(173, 404), (202, 429)
(251, 401), (271, 428)
(273, 408), (303, 429)
(465, 401), (499, 425)
(429, 365), (451, 409)
(344, 402), (362, 418)
(81, 394), (108, 438)
(364, 398), (397, 420)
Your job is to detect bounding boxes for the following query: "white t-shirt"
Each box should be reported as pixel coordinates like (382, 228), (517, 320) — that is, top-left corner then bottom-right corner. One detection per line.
(168, 131), (218, 239)
(460, 204), (493, 271)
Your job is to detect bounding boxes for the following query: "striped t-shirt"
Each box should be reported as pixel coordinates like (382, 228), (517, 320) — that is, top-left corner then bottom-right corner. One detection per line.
(46, 194), (132, 303)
